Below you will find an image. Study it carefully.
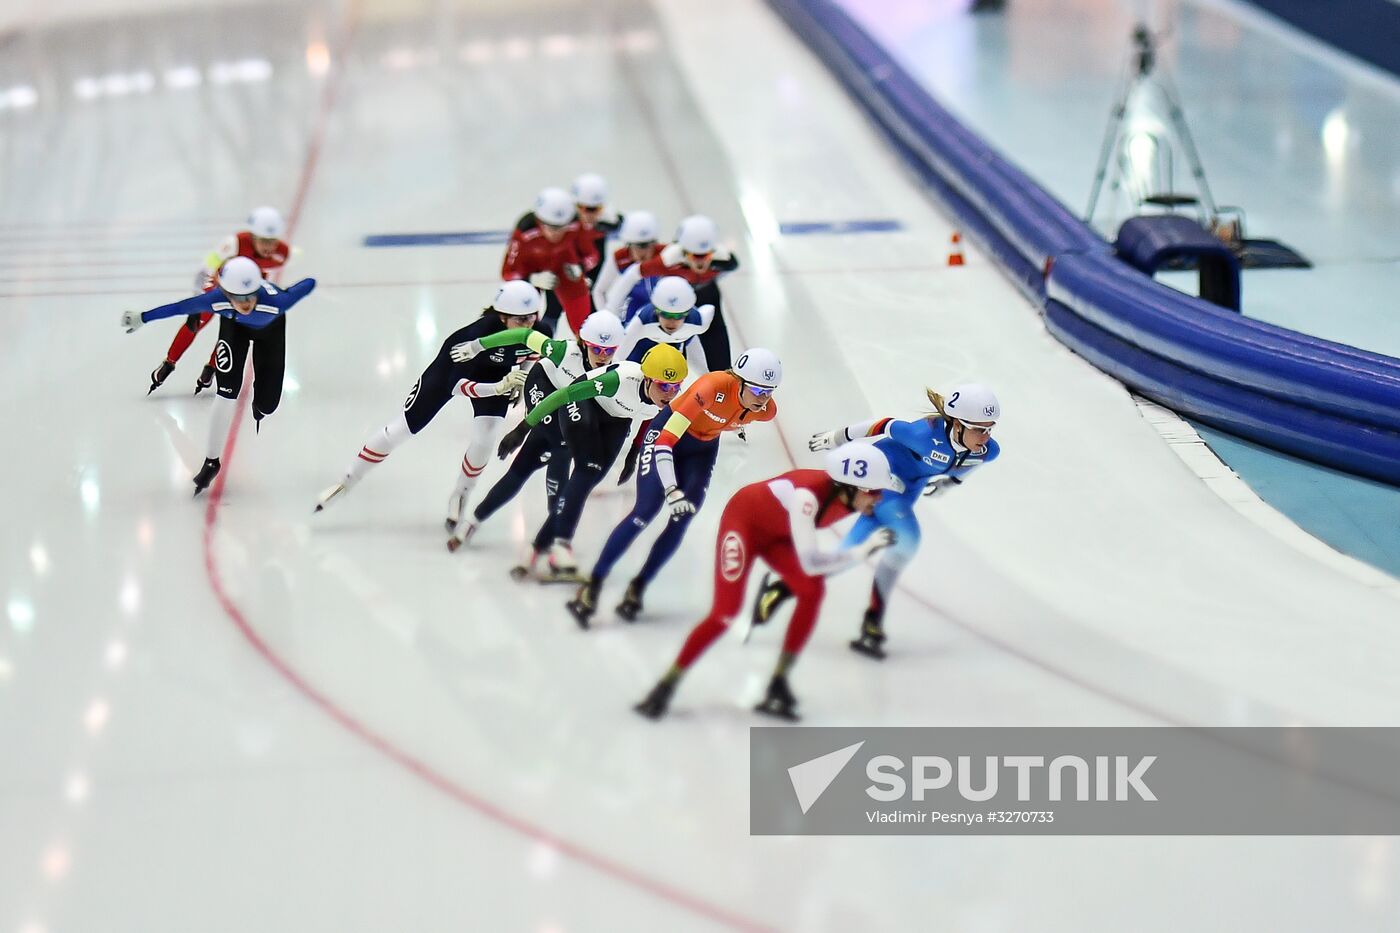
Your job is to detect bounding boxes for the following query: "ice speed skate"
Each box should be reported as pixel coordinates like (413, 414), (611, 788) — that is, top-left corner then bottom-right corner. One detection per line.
(754, 674), (799, 721)
(194, 363), (215, 395)
(615, 578), (646, 622)
(849, 612), (888, 660)
(633, 679), (675, 720)
(192, 457), (221, 497)
(149, 360), (174, 395)
(445, 520), (478, 553)
(566, 577), (601, 629)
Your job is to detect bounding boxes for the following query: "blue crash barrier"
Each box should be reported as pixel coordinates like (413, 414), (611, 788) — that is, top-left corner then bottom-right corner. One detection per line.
(1045, 301), (1400, 486)
(768, 0), (1400, 485)
(1048, 253), (1400, 433)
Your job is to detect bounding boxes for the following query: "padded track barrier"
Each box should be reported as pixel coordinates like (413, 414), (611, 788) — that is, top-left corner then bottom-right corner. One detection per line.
(768, 0), (1400, 486)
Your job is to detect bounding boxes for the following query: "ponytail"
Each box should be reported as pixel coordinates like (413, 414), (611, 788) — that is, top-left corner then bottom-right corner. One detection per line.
(925, 388), (948, 418)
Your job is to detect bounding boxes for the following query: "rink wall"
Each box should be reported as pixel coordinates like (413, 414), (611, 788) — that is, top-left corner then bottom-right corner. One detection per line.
(767, 0), (1400, 486)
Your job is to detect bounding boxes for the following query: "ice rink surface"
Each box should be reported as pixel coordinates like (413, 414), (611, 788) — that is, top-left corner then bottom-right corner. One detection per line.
(2, 0), (1399, 931)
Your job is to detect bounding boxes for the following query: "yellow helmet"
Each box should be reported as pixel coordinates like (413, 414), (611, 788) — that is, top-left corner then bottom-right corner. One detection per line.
(639, 343), (688, 383)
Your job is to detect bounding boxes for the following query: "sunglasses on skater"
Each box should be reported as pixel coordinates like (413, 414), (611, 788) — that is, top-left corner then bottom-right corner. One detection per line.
(656, 309), (690, 320)
(584, 341), (618, 358)
(653, 379), (683, 393)
(957, 419), (993, 436)
(744, 384), (775, 398)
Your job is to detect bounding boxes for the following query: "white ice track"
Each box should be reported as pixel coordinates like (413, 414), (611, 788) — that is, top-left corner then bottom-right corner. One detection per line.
(2, 0), (1399, 931)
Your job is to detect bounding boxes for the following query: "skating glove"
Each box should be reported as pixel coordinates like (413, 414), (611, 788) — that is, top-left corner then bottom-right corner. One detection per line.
(563, 263), (583, 281)
(491, 369), (528, 397)
(497, 421), (530, 460)
(712, 243), (732, 262)
(807, 429), (839, 452)
(922, 476), (961, 498)
(121, 310), (144, 333)
(664, 486), (695, 518)
(618, 445), (640, 484)
(449, 338), (483, 363)
(660, 244), (685, 266)
(529, 271), (557, 291)
(854, 528), (896, 559)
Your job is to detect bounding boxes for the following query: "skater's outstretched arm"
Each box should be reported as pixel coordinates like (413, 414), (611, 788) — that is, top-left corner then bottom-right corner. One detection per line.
(449, 327), (568, 366)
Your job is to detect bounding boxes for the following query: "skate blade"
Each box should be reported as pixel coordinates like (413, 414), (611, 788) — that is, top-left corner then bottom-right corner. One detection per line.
(849, 640), (887, 660)
(633, 702), (666, 720)
(508, 566), (584, 585)
(566, 603), (593, 630)
(754, 701), (800, 721)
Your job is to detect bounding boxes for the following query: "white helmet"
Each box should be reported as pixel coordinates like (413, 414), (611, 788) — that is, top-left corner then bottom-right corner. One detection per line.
(733, 347), (782, 389)
(578, 310), (624, 348)
(570, 172), (608, 208)
(619, 210), (659, 245)
(944, 383), (1000, 424)
(534, 187), (576, 226)
(826, 441), (903, 493)
(247, 206), (284, 240)
(650, 276), (697, 316)
(217, 256), (264, 297)
(675, 214), (719, 255)
(492, 279), (544, 317)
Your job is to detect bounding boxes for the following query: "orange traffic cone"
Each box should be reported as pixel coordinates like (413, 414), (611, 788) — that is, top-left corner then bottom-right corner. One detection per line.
(947, 231), (965, 266)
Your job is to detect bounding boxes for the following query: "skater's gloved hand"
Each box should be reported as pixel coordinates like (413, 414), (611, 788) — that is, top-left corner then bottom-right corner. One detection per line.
(854, 527), (896, 559)
(449, 338), (484, 363)
(807, 429), (839, 452)
(618, 444), (640, 484)
(664, 485), (695, 518)
(491, 369), (528, 397)
(660, 244), (685, 266)
(735, 426), (748, 443)
(563, 263), (583, 281)
(712, 243), (732, 262)
(497, 421), (530, 460)
(121, 310), (144, 333)
(529, 271), (557, 291)
(922, 476), (959, 498)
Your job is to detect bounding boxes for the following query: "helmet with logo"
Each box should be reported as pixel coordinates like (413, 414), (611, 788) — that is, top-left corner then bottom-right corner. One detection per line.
(217, 256), (264, 298)
(733, 347), (782, 389)
(675, 214), (718, 255)
(247, 205), (284, 240)
(619, 210), (659, 245)
(578, 310), (624, 348)
(650, 276), (697, 318)
(825, 441), (903, 493)
(570, 172), (608, 208)
(639, 343), (688, 384)
(492, 279), (544, 317)
(943, 383), (1000, 425)
(534, 187), (576, 226)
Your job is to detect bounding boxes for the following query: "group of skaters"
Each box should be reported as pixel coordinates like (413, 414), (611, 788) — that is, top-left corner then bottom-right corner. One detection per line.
(121, 173), (1002, 721)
